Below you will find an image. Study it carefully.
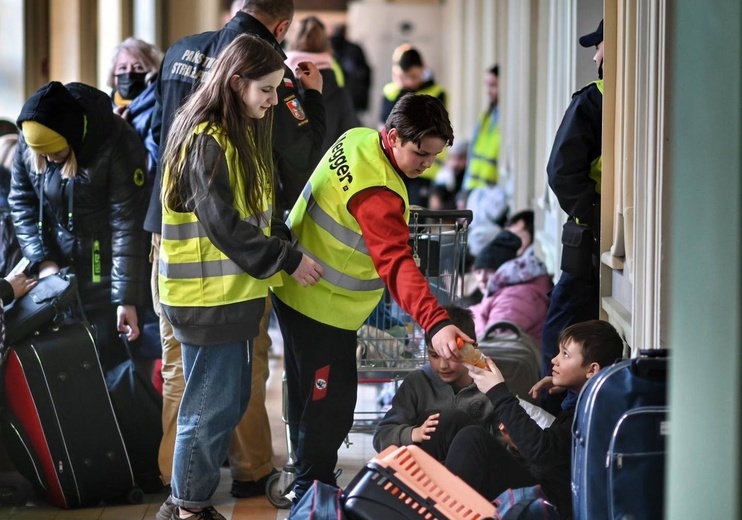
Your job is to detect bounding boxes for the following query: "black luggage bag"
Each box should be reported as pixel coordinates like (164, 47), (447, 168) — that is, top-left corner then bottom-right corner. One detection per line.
(2, 322), (142, 508)
(106, 334), (163, 493)
(477, 321), (541, 403)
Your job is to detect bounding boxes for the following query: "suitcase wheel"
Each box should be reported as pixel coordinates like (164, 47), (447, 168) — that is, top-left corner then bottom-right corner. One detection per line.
(266, 471), (292, 510)
(127, 486), (144, 505)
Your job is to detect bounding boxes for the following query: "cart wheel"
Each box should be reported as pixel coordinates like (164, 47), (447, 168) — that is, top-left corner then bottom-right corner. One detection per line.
(127, 486), (144, 504)
(266, 472), (292, 509)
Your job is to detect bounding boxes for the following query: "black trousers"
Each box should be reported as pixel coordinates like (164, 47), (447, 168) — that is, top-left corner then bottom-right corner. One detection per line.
(271, 296), (358, 502)
(444, 425), (537, 501)
(417, 408), (479, 461)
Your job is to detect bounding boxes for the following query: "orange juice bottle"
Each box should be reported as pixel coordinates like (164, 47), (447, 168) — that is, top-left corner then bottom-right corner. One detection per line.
(455, 337), (490, 370)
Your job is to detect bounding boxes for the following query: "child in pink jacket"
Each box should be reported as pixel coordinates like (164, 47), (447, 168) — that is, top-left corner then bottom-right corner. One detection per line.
(469, 230), (553, 344)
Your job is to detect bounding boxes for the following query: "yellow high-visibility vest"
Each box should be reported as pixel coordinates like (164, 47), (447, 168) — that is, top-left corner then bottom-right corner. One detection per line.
(272, 128), (409, 330)
(588, 79), (604, 194)
(464, 109), (501, 190)
(159, 122), (280, 308)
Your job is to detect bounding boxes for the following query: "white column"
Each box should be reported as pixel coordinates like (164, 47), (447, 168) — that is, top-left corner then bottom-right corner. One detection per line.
(0, 0), (27, 119)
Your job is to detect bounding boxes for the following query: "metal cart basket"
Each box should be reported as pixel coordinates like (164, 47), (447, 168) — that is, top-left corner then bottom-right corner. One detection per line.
(354, 209), (473, 424)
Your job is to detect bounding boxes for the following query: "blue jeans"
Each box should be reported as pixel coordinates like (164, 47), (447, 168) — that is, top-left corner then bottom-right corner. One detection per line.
(171, 340), (252, 509)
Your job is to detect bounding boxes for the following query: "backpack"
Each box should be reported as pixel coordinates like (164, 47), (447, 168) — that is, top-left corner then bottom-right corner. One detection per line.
(289, 480), (346, 520)
(494, 485), (559, 520)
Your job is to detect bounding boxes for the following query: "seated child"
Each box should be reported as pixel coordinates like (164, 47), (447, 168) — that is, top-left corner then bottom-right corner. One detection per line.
(373, 305), (498, 461)
(443, 320), (623, 519)
(469, 229), (553, 343)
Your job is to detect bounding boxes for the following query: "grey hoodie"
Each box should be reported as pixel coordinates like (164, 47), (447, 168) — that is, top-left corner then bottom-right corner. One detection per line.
(373, 363), (499, 453)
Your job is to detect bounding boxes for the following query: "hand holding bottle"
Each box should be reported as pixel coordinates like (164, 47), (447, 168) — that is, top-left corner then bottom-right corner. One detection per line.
(466, 357), (506, 394)
(455, 337), (489, 370)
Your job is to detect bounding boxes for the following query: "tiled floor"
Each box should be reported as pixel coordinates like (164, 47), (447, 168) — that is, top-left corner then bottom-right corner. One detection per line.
(0, 325), (382, 520)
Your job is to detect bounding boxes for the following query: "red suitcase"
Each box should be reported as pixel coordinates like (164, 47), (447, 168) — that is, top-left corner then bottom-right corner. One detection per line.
(342, 445), (497, 520)
(2, 322), (142, 508)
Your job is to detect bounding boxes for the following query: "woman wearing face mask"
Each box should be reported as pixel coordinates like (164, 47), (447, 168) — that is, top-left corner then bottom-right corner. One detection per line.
(108, 37), (163, 186)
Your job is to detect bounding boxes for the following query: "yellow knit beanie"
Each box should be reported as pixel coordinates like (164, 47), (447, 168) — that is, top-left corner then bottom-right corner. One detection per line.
(21, 121), (68, 154)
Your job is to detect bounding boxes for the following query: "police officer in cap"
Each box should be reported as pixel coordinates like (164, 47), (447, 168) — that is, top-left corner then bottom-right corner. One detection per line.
(539, 20), (605, 415)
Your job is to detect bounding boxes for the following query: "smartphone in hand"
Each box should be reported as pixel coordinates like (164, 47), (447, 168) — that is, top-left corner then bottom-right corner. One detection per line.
(7, 257), (30, 278)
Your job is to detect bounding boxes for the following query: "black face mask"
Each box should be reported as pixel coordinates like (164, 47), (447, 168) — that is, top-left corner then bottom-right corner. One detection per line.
(116, 72), (147, 100)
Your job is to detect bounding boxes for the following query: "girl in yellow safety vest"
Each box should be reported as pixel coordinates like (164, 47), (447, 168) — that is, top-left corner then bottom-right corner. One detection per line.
(157, 34), (322, 520)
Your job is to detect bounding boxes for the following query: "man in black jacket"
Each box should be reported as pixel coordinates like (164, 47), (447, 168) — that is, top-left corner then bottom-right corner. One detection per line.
(150, 2), (326, 518)
(539, 20), (604, 415)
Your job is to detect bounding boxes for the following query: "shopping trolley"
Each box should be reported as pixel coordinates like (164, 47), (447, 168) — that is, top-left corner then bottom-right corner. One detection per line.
(266, 209), (473, 508)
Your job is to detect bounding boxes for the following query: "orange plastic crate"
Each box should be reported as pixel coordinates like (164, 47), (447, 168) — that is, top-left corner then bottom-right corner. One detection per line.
(344, 445), (498, 520)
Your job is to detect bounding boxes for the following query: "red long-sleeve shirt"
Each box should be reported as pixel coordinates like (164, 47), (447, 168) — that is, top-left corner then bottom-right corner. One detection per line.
(347, 130), (450, 335)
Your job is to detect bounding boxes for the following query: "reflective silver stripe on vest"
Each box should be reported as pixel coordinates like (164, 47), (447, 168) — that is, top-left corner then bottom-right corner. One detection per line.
(468, 174), (499, 186)
(159, 258), (244, 279)
(298, 183), (370, 256)
(472, 154), (498, 167)
(297, 245), (384, 292)
(162, 207), (273, 240)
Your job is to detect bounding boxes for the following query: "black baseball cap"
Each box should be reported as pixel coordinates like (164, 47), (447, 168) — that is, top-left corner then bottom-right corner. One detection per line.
(579, 20), (603, 47)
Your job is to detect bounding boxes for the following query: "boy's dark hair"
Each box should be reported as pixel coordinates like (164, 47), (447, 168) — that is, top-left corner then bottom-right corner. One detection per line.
(425, 305), (476, 346)
(385, 94), (454, 147)
(243, 0), (294, 21)
(558, 320), (623, 368)
(489, 64), (499, 77)
(398, 48), (423, 71)
(505, 209), (534, 241)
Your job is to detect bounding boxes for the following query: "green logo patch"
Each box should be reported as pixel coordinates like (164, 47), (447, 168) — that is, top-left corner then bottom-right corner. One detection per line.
(133, 168), (145, 186)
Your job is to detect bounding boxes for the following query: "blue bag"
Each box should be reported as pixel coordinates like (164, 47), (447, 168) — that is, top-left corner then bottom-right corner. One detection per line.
(494, 485), (559, 519)
(289, 480), (345, 520)
(571, 351), (668, 520)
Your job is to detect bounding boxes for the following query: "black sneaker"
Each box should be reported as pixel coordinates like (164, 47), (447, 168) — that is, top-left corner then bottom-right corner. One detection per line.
(230, 468), (278, 498)
(171, 505), (226, 520)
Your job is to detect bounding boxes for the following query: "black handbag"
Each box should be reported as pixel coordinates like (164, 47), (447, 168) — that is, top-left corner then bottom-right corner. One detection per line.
(560, 220), (595, 280)
(4, 269), (79, 345)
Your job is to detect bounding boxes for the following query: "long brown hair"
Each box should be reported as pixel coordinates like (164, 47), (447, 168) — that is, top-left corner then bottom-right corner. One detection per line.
(162, 34), (284, 220)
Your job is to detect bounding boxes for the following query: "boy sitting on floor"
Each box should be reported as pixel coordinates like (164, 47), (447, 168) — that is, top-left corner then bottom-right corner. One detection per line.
(444, 320), (623, 519)
(373, 305), (498, 461)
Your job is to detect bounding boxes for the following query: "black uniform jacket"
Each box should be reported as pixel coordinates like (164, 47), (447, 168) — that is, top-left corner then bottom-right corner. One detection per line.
(145, 11), (327, 233)
(546, 82), (603, 227)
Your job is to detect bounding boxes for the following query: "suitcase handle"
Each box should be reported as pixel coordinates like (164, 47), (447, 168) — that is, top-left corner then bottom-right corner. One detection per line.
(638, 348), (669, 358)
(481, 321), (523, 340)
(631, 357), (667, 380)
(119, 332), (136, 361)
(632, 349), (669, 379)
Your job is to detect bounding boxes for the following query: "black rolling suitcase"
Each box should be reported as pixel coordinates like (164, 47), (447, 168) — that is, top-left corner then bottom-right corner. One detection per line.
(1, 322), (142, 508)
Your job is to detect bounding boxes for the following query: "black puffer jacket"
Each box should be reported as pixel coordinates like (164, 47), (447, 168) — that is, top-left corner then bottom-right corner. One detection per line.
(10, 82), (150, 306)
